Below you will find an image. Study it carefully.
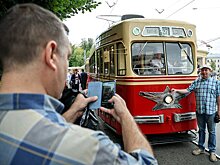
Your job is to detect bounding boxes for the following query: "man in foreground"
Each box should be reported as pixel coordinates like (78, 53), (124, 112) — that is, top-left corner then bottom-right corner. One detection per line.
(0, 3), (157, 164)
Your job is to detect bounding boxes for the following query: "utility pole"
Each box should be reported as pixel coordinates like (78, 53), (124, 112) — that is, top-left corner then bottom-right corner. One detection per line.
(84, 49), (86, 64)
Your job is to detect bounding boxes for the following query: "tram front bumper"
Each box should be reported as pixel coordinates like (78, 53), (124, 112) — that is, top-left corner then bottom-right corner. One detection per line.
(134, 112), (196, 124)
(134, 115), (164, 124)
(174, 112), (196, 122)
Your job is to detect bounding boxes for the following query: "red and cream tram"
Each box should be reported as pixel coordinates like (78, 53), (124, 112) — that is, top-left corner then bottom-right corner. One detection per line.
(88, 15), (197, 135)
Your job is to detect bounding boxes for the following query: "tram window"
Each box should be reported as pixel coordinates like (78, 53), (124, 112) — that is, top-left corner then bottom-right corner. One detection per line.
(89, 53), (95, 73)
(100, 50), (103, 74)
(117, 43), (126, 76)
(97, 51), (100, 73)
(132, 42), (165, 75)
(166, 43), (193, 74)
(131, 42), (194, 76)
(104, 48), (109, 75)
(110, 45), (115, 74)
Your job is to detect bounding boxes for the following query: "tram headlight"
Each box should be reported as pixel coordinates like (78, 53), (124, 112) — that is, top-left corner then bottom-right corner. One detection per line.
(164, 95), (173, 104)
(132, 27), (141, 36)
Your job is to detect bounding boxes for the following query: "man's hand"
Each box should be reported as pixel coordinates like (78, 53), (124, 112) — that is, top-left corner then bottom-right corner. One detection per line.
(62, 92), (97, 123)
(99, 94), (131, 123)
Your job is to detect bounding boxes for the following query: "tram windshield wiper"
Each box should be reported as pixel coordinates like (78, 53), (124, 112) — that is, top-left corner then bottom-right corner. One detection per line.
(138, 42), (148, 56)
(178, 42), (193, 65)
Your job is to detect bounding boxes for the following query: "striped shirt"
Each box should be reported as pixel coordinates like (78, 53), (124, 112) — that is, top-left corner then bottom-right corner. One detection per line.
(187, 77), (220, 115)
(0, 93), (157, 165)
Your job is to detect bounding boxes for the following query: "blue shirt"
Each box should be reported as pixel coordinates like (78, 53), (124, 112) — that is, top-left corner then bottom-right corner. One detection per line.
(0, 93), (157, 165)
(187, 77), (220, 115)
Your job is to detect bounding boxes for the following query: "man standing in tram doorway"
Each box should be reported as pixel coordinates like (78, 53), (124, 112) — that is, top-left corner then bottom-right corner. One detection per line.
(172, 65), (220, 162)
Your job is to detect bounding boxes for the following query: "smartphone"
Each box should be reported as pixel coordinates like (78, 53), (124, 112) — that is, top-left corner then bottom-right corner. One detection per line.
(88, 81), (103, 110)
(87, 81), (116, 109)
(101, 81), (116, 109)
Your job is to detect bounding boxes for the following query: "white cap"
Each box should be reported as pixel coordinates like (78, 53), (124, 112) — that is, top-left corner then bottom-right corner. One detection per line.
(153, 47), (163, 54)
(200, 65), (212, 71)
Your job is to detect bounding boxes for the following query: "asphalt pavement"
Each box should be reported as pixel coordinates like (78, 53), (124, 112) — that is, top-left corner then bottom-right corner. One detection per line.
(153, 142), (220, 165)
(98, 118), (220, 165)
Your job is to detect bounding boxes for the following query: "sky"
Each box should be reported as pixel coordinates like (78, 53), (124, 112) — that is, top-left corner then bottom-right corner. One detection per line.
(64, 0), (220, 53)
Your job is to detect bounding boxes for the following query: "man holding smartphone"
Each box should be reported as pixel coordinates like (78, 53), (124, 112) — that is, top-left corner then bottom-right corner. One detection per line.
(0, 3), (157, 165)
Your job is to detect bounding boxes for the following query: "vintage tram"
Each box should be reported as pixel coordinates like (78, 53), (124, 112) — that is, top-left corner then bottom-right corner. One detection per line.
(87, 15), (197, 135)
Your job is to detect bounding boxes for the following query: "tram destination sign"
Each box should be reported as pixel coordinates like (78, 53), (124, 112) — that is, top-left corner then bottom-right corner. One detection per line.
(141, 26), (187, 38)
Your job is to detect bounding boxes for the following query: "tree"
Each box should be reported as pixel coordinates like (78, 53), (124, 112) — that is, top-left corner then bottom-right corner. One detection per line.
(80, 38), (94, 58)
(68, 38), (94, 67)
(69, 45), (84, 67)
(0, 0), (101, 20)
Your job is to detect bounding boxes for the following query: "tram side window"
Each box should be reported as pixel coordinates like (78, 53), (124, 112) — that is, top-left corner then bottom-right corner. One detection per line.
(166, 43), (193, 74)
(97, 51), (100, 73)
(110, 45), (115, 74)
(104, 48), (109, 75)
(117, 43), (126, 76)
(89, 53), (95, 73)
(100, 49), (103, 74)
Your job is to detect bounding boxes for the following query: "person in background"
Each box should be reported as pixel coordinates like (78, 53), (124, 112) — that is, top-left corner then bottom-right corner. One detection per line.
(66, 69), (72, 88)
(0, 3), (158, 164)
(172, 65), (220, 162)
(71, 69), (81, 91)
(80, 69), (88, 90)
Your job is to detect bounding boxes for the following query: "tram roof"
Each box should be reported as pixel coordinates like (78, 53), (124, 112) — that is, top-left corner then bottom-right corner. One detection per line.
(96, 17), (196, 40)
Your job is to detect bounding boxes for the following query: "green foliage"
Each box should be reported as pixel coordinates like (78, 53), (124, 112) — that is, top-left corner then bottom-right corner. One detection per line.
(69, 38), (94, 67)
(80, 38), (94, 58)
(0, 0), (101, 20)
(69, 46), (84, 67)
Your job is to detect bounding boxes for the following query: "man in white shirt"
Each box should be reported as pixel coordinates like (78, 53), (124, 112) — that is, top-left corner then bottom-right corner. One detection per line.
(150, 50), (164, 74)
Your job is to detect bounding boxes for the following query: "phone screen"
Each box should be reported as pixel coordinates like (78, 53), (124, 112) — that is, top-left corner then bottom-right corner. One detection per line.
(101, 81), (116, 108)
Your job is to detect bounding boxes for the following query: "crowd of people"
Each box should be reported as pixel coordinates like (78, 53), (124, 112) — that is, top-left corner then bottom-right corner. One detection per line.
(66, 68), (88, 91)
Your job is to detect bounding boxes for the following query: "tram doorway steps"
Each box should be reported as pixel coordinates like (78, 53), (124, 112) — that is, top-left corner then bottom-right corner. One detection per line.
(147, 131), (197, 145)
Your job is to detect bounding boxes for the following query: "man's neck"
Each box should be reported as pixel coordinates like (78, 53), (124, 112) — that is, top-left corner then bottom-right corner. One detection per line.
(0, 71), (46, 94)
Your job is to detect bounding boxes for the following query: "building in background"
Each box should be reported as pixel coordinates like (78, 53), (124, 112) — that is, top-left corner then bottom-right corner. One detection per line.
(206, 53), (220, 79)
(197, 50), (208, 68)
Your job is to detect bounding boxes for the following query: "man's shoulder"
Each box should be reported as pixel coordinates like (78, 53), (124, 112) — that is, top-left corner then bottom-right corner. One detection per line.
(208, 77), (219, 83)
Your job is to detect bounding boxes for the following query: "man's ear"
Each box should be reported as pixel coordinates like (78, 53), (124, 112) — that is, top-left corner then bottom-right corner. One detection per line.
(44, 41), (58, 71)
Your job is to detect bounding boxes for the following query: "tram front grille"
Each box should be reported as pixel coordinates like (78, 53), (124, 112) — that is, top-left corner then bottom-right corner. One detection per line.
(134, 115), (164, 124)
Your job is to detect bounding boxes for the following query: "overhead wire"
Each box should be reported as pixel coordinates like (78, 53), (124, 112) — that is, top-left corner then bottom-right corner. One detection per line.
(98, 0), (119, 27)
(166, 0), (196, 18)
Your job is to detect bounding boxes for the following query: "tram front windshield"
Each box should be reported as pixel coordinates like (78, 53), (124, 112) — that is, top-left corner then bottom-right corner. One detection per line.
(132, 42), (194, 75)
